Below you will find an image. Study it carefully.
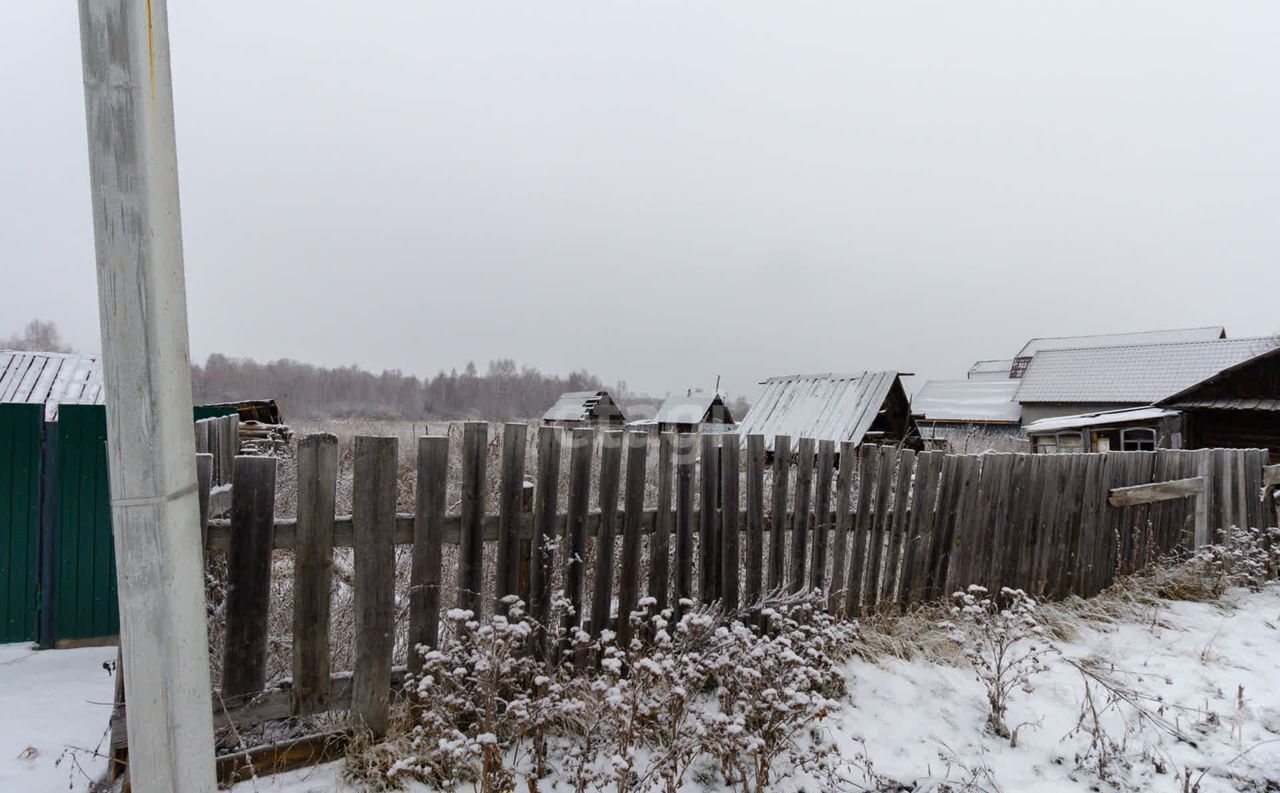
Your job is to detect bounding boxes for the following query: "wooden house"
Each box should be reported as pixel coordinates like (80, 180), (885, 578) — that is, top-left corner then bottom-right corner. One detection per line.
(542, 390), (627, 427)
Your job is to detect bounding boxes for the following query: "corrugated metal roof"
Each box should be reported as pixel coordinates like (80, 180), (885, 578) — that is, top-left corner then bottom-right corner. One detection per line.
(1024, 406), (1179, 434)
(1014, 326), (1225, 359)
(734, 371), (898, 449)
(912, 380), (1022, 423)
(967, 359), (1014, 381)
(655, 391), (732, 425)
(1016, 337), (1279, 405)
(0, 350), (104, 421)
(542, 390), (625, 423)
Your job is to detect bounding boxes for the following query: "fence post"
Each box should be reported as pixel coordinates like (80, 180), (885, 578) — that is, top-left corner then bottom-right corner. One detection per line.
(457, 423), (488, 615)
(293, 434), (337, 716)
(495, 423), (527, 603)
(409, 435), (448, 673)
(221, 456), (277, 698)
(720, 437), (741, 611)
(350, 436), (398, 737)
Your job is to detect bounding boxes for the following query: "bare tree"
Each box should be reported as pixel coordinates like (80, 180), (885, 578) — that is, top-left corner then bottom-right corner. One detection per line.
(1, 319), (72, 353)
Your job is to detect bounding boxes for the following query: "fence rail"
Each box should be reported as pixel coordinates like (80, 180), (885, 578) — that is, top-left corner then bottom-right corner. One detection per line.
(109, 424), (1276, 772)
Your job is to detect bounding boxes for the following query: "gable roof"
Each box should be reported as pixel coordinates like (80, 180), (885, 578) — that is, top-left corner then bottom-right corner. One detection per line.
(542, 390), (626, 423)
(1014, 326), (1225, 359)
(1015, 337), (1280, 405)
(967, 359), (1015, 381)
(655, 391), (733, 425)
(734, 371), (902, 449)
(912, 380), (1022, 423)
(0, 350), (103, 421)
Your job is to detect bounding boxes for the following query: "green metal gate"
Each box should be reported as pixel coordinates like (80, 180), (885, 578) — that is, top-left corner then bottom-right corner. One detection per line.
(0, 404), (43, 643)
(53, 405), (119, 642)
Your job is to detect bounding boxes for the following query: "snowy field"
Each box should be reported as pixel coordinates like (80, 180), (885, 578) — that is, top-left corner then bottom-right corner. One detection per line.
(3, 586), (1278, 792)
(0, 643), (117, 791)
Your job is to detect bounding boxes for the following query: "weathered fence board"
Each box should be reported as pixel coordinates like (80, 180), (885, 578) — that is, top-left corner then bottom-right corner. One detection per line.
(293, 435), (337, 715)
(221, 456), (277, 698)
(408, 435), (448, 670)
(350, 437), (397, 737)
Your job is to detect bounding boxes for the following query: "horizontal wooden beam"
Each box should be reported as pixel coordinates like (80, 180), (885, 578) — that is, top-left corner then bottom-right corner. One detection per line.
(1108, 476), (1205, 507)
(203, 509), (845, 552)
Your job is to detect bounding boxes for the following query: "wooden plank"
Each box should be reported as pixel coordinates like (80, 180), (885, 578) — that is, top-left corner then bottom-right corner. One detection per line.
(809, 440), (836, 596)
(529, 426), (561, 656)
(292, 434), (337, 715)
(562, 428), (595, 641)
(616, 432), (648, 650)
(789, 437), (816, 593)
(1054, 454), (1089, 599)
(881, 448), (915, 604)
(1074, 454), (1107, 597)
(768, 435), (791, 591)
(674, 434), (697, 617)
(744, 435), (766, 605)
(1007, 454), (1040, 594)
(720, 437), (741, 611)
(943, 454), (982, 596)
(866, 447), (897, 604)
(216, 731), (350, 786)
(196, 453), (213, 553)
(828, 441), (856, 613)
(900, 451), (942, 606)
(495, 423), (527, 602)
(350, 436), (397, 737)
(845, 444), (879, 615)
(649, 433), (674, 614)
(221, 455), (277, 698)
(590, 432), (624, 638)
(922, 454), (959, 602)
(698, 434), (721, 602)
(408, 435), (448, 674)
(1108, 476), (1205, 506)
(981, 454), (1016, 593)
(457, 422), (488, 614)
(1264, 464), (1280, 488)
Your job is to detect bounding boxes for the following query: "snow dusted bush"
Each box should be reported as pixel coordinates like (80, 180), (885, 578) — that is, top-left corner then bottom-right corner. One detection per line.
(941, 586), (1057, 744)
(1192, 526), (1280, 593)
(392, 590), (859, 792)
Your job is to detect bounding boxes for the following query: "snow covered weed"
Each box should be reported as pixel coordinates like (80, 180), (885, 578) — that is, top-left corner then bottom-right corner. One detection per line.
(941, 586), (1057, 745)
(385, 590), (859, 793)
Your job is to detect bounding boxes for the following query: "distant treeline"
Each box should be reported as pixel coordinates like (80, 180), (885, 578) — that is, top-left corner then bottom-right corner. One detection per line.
(192, 354), (607, 421)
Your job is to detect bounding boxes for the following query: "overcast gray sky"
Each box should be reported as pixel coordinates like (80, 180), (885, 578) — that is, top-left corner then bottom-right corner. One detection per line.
(2, 2), (1276, 400)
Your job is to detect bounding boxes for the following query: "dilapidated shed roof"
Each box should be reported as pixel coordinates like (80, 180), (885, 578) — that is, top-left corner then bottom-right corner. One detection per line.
(542, 390), (627, 424)
(912, 380), (1021, 424)
(967, 360), (1015, 381)
(735, 371), (913, 450)
(0, 350), (103, 420)
(1016, 337), (1279, 405)
(655, 391), (733, 426)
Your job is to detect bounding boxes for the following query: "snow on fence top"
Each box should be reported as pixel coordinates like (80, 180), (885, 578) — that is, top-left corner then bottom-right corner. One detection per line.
(0, 350), (103, 421)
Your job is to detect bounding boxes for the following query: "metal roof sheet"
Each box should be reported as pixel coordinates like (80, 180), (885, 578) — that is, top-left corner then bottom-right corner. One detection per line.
(734, 371), (898, 450)
(1167, 398), (1280, 412)
(1014, 326), (1225, 359)
(1024, 406), (1179, 434)
(1015, 337), (1279, 405)
(542, 390), (625, 422)
(911, 380), (1022, 423)
(0, 350), (104, 420)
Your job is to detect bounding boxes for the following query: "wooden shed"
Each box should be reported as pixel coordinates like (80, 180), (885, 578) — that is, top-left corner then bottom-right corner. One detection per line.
(653, 390), (735, 433)
(734, 371), (919, 453)
(542, 390), (627, 427)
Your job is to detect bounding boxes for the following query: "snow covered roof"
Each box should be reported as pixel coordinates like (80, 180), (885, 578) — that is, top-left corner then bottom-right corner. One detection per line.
(1015, 337), (1280, 405)
(654, 391), (733, 425)
(967, 359), (1015, 381)
(542, 390), (626, 423)
(1024, 406), (1180, 434)
(911, 380), (1022, 424)
(734, 371), (901, 450)
(1014, 326), (1225, 359)
(0, 350), (103, 421)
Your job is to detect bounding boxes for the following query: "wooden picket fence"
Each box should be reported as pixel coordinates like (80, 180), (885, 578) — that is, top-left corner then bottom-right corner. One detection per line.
(108, 423), (1276, 782)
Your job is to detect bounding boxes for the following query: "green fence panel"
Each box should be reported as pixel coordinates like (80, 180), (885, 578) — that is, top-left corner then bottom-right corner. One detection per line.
(0, 404), (43, 644)
(54, 405), (118, 642)
(193, 404), (239, 422)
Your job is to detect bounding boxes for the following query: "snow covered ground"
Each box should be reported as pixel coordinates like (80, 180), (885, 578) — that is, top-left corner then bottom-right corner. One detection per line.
(0, 642), (117, 792)
(4, 586), (1278, 792)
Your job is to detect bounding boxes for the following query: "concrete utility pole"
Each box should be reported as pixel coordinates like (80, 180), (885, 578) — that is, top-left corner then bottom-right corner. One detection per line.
(78, 1), (217, 790)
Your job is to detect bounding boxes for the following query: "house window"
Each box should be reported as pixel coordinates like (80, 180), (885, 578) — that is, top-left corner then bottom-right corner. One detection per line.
(1121, 427), (1156, 452)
